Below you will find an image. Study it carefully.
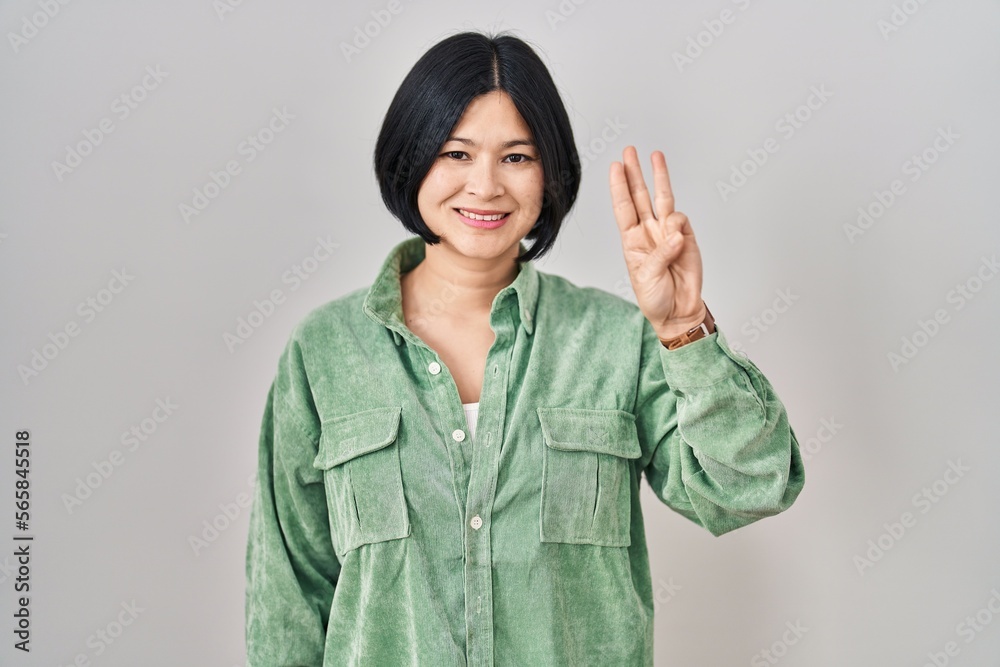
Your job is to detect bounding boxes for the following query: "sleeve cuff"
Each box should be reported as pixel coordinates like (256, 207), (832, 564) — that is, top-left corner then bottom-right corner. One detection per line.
(658, 323), (750, 389)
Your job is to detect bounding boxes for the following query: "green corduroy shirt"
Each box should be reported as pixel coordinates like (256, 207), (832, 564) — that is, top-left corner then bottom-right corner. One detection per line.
(245, 235), (805, 666)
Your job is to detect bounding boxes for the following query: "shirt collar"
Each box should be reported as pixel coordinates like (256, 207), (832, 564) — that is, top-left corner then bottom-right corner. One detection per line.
(363, 236), (539, 347)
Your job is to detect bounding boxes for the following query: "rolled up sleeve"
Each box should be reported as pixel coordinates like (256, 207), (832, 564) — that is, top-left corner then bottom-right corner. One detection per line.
(245, 334), (341, 665)
(634, 316), (805, 537)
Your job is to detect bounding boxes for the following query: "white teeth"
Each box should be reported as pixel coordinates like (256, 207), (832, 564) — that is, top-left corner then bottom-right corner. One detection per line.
(459, 209), (508, 221)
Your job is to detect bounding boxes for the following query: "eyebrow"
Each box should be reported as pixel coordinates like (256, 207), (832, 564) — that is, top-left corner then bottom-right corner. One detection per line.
(444, 136), (536, 150)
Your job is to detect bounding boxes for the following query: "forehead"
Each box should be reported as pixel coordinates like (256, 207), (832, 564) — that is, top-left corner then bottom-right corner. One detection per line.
(449, 90), (532, 137)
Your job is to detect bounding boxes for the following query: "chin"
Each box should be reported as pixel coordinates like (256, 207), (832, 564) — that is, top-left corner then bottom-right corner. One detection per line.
(440, 229), (518, 257)
(448, 236), (511, 258)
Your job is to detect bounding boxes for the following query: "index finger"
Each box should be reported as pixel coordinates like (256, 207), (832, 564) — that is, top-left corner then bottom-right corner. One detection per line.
(609, 160), (639, 233)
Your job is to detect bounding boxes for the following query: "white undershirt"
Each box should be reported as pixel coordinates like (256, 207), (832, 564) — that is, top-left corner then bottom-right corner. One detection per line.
(462, 402), (479, 442)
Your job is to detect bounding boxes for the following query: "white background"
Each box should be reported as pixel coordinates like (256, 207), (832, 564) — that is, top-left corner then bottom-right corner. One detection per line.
(2, 1), (999, 665)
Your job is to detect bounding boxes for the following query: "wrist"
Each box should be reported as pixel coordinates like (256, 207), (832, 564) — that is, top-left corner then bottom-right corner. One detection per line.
(656, 302), (715, 349)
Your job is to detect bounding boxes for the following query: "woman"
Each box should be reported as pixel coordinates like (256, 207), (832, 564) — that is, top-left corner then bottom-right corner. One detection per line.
(245, 30), (804, 666)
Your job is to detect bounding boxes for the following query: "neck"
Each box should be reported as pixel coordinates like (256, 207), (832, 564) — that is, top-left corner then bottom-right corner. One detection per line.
(403, 242), (520, 319)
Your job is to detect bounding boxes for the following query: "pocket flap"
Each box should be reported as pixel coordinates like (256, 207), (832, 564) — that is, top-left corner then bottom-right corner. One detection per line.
(313, 406), (402, 469)
(536, 407), (641, 459)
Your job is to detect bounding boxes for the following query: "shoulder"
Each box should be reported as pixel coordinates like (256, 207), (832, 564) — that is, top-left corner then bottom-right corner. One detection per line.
(536, 268), (644, 322)
(286, 285), (370, 346)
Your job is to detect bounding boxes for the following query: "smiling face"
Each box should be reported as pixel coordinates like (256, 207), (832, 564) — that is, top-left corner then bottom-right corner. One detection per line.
(416, 90), (545, 262)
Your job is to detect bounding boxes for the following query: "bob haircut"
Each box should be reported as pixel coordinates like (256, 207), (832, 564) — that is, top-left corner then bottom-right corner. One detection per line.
(374, 31), (581, 264)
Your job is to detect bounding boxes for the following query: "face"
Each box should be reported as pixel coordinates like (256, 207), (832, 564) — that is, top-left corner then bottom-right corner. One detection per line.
(416, 90), (545, 262)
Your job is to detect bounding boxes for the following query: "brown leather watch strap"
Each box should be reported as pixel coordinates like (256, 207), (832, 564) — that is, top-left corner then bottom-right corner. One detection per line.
(658, 302), (715, 350)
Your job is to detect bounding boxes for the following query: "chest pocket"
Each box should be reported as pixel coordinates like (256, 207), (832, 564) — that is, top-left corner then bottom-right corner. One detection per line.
(537, 407), (642, 547)
(312, 406), (410, 558)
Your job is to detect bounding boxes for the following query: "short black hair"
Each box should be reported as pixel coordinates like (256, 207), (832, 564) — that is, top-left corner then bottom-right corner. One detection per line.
(373, 30), (581, 264)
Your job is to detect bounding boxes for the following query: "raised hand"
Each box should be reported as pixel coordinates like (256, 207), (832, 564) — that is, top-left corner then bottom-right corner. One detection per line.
(609, 146), (706, 340)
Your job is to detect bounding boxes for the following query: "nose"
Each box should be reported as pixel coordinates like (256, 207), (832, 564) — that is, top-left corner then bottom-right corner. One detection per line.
(465, 158), (504, 199)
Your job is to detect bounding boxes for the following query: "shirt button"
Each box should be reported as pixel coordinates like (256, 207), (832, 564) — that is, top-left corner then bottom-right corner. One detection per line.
(452, 429), (466, 442)
(470, 515), (482, 530)
(428, 361), (441, 375)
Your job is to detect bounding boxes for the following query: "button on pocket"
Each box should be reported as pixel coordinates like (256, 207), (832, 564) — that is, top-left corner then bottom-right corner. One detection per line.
(536, 407), (642, 547)
(312, 406), (410, 557)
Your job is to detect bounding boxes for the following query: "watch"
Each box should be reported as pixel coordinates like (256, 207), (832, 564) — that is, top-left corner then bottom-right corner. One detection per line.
(658, 302), (715, 350)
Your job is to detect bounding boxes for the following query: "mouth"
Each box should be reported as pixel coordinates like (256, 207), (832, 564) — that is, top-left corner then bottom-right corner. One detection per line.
(454, 208), (511, 229)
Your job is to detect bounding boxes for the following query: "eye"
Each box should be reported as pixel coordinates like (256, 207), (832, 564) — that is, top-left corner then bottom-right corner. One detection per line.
(439, 151), (536, 163)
